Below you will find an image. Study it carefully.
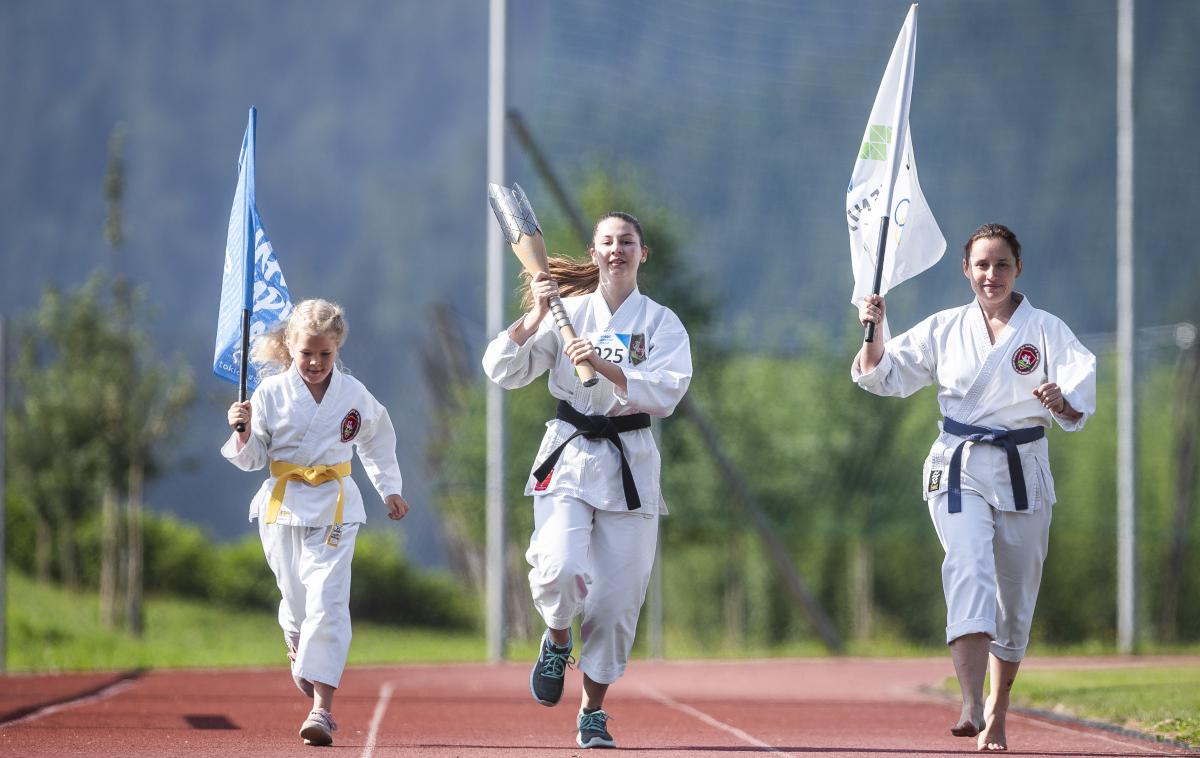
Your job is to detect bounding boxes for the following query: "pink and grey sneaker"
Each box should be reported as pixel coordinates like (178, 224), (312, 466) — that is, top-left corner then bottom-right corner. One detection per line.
(286, 634), (314, 698)
(299, 707), (337, 746)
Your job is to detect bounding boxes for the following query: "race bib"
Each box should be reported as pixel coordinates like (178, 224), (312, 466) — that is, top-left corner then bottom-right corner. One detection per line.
(588, 331), (648, 365)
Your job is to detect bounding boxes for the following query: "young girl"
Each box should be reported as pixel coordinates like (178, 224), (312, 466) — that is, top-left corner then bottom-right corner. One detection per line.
(483, 212), (692, 749)
(223, 298), (409, 747)
(853, 224), (1095, 751)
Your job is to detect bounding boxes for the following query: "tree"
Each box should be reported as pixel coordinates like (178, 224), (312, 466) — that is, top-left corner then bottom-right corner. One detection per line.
(6, 274), (194, 633)
(99, 123), (126, 627)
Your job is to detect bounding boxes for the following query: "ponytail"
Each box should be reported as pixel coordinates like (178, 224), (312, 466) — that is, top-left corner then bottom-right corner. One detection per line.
(519, 256), (600, 310)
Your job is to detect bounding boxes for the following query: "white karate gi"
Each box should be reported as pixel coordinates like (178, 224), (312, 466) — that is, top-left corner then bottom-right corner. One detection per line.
(483, 289), (691, 683)
(853, 296), (1095, 661)
(222, 363), (404, 687)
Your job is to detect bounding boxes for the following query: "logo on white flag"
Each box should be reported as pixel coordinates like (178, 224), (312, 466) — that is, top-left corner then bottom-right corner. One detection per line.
(859, 125), (893, 161)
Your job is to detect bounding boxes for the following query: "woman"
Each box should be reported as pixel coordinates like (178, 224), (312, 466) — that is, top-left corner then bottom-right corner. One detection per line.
(852, 223), (1095, 752)
(482, 212), (692, 750)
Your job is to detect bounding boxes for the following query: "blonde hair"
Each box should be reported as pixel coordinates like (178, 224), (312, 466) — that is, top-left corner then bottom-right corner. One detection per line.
(251, 298), (348, 372)
(518, 211), (647, 310)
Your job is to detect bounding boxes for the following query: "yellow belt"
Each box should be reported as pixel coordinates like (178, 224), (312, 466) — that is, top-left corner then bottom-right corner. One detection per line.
(267, 460), (352, 533)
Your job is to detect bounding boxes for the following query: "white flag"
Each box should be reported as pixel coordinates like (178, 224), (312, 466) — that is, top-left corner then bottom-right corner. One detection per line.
(847, 4), (945, 312)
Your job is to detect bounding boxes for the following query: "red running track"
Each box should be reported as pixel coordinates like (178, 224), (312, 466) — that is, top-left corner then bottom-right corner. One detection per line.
(2, 657), (1196, 757)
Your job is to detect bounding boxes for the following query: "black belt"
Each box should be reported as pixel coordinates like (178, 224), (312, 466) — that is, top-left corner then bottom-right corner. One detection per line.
(532, 400), (652, 510)
(942, 417), (1045, 513)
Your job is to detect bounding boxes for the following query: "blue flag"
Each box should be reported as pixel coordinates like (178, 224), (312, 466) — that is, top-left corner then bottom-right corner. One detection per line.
(213, 108), (293, 391)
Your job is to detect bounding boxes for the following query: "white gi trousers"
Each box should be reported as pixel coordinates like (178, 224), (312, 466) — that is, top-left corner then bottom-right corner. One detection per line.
(258, 520), (360, 688)
(928, 491), (1052, 662)
(526, 494), (659, 685)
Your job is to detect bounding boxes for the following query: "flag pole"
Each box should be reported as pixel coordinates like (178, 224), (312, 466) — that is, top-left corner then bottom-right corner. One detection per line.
(865, 5), (918, 343)
(236, 107), (257, 431)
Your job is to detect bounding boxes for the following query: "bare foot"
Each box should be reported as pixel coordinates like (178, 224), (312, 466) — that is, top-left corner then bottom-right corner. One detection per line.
(977, 695), (1007, 751)
(951, 718), (981, 737)
(951, 700), (984, 737)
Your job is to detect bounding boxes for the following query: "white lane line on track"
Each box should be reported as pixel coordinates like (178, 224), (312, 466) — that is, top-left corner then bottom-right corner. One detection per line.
(639, 685), (792, 755)
(1, 678), (137, 728)
(360, 680), (396, 758)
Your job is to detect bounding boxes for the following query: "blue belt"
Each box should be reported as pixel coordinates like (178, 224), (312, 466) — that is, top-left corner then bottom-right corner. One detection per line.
(942, 417), (1045, 513)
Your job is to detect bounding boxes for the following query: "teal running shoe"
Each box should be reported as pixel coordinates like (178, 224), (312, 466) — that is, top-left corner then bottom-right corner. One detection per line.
(576, 708), (615, 749)
(529, 629), (573, 706)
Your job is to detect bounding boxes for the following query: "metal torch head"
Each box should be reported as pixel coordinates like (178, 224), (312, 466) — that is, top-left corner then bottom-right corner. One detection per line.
(487, 182), (542, 244)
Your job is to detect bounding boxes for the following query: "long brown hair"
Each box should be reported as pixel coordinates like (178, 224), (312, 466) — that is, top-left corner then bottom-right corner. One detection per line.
(519, 256), (600, 309)
(518, 211), (647, 310)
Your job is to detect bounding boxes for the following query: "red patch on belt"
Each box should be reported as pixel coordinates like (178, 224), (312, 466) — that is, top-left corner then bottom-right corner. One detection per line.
(533, 468), (553, 491)
(340, 409), (361, 442)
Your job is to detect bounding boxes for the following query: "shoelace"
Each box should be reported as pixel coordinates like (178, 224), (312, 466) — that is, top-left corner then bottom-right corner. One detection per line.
(578, 709), (610, 733)
(308, 709), (338, 732)
(540, 647), (575, 679)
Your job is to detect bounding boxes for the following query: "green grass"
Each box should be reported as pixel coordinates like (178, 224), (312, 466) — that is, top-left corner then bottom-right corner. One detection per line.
(642, 631), (1200, 661)
(3, 572), (958, 672)
(942, 666), (1200, 749)
(1015, 667), (1200, 748)
(6, 569), (484, 672)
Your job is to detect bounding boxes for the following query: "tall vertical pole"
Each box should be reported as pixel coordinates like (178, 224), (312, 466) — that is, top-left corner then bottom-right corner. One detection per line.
(0, 317), (7, 673)
(485, 0), (509, 663)
(1115, 0), (1136, 654)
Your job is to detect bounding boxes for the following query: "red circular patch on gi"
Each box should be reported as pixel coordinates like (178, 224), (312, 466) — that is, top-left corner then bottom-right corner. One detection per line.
(1012, 344), (1040, 375)
(340, 409), (361, 442)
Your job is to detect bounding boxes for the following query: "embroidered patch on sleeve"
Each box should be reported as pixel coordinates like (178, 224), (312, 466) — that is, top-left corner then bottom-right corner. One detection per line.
(340, 409), (361, 442)
(928, 469), (943, 492)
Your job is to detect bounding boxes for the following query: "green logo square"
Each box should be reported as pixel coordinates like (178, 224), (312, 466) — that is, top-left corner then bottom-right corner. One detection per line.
(859, 124), (892, 161)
